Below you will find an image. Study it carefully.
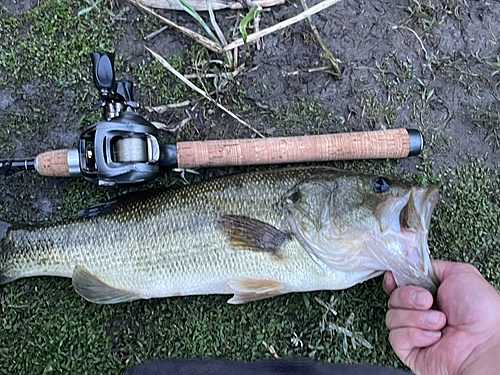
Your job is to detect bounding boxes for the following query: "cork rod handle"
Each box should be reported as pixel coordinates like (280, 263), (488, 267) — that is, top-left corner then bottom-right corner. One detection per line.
(176, 128), (422, 169)
(35, 149), (71, 177)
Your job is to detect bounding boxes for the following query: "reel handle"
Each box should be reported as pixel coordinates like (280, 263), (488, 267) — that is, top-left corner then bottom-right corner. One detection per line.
(91, 52), (116, 92)
(116, 80), (134, 103)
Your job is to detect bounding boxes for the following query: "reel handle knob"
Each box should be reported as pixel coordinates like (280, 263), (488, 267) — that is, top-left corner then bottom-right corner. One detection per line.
(91, 51), (116, 92)
(116, 80), (138, 107)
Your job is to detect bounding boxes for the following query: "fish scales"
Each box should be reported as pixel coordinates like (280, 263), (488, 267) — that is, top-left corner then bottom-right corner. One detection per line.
(0, 167), (439, 304)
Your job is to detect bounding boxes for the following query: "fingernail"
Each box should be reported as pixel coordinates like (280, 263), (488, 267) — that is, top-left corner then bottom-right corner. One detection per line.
(412, 291), (429, 307)
(424, 311), (441, 325)
(423, 330), (441, 339)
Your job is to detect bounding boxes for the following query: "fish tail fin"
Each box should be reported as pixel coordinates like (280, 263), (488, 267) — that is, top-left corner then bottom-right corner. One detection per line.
(0, 220), (13, 285)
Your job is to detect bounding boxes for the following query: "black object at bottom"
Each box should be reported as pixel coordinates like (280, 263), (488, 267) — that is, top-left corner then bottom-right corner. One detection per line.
(0, 159), (35, 176)
(124, 358), (409, 375)
(407, 129), (423, 157)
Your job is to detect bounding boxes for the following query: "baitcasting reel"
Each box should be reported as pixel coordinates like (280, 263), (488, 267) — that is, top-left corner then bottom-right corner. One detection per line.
(78, 52), (176, 185)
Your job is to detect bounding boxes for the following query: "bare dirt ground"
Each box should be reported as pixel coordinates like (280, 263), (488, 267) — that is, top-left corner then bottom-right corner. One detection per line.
(0, 0), (499, 373)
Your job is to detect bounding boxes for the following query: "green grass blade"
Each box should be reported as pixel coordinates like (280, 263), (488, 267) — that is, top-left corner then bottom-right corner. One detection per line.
(175, 0), (220, 44)
(239, 5), (261, 43)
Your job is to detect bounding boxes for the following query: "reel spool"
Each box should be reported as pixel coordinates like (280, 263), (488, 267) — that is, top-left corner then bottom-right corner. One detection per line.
(113, 136), (148, 163)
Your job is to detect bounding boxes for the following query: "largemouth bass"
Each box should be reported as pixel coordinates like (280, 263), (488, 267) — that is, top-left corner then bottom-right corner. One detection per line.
(0, 167), (439, 304)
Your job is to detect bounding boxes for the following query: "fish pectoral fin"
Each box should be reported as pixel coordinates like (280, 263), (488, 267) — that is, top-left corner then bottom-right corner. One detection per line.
(227, 278), (283, 304)
(218, 215), (291, 256)
(72, 266), (143, 304)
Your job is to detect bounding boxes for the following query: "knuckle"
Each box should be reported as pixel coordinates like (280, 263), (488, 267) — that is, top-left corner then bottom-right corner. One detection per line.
(388, 288), (402, 307)
(388, 329), (409, 351)
(400, 287), (414, 304)
(394, 286), (415, 307)
(407, 328), (421, 342)
(388, 330), (397, 346)
(462, 263), (480, 274)
(385, 310), (395, 328)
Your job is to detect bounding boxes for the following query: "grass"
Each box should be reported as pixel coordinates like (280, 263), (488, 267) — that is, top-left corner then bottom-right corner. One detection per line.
(470, 102), (500, 149)
(0, 0), (118, 85)
(1, 0), (500, 373)
(0, 0), (123, 157)
(261, 97), (342, 136)
(129, 55), (190, 107)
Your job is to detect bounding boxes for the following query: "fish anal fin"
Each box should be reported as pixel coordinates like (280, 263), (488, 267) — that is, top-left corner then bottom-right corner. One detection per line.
(227, 278), (283, 304)
(218, 215), (290, 256)
(72, 266), (143, 304)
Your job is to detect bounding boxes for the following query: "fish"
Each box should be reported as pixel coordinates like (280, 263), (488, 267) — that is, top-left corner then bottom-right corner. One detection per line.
(0, 167), (439, 304)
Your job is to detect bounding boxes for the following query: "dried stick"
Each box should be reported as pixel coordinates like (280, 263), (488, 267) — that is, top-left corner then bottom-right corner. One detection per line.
(300, 0), (340, 75)
(128, 0), (224, 53)
(144, 25), (169, 40)
(146, 47), (265, 138)
(223, 0), (343, 51)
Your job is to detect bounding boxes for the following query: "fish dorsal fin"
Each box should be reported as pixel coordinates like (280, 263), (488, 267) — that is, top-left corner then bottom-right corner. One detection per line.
(227, 278), (283, 304)
(72, 266), (143, 304)
(218, 215), (290, 256)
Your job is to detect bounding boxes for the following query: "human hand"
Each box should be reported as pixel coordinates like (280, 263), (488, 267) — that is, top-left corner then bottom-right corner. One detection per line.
(383, 260), (500, 375)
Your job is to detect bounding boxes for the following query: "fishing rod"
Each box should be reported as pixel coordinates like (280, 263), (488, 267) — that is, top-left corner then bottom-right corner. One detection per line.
(0, 51), (423, 186)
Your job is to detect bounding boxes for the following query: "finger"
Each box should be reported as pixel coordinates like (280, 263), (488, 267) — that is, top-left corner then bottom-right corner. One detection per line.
(432, 260), (481, 282)
(383, 272), (396, 295)
(388, 286), (433, 310)
(389, 328), (441, 364)
(431, 260), (457, 282)
(386, 309), (446, 331)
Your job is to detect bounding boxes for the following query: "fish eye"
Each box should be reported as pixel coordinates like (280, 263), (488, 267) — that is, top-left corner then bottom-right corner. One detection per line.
(371, 176), (392, 193)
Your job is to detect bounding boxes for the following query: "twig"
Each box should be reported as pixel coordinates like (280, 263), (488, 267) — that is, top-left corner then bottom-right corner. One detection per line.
(146, 100), (191, 113)
(393, 25), (428, 60)
(128, 0), (223, 53)
(152, 110), (192, 132)
(262, 341), (279, 359)
(144, 25), (168, 40)
(146, 47), (265, 138)
(223, 0), (343, 51)
(308, 66), (330, 72)
(300, 0), (340, 76)
(207, 0), (234, 66)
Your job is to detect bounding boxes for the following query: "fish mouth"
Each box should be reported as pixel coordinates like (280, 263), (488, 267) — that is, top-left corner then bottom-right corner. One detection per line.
(389, 185), (440, 292)
(399, 185), (440, 234)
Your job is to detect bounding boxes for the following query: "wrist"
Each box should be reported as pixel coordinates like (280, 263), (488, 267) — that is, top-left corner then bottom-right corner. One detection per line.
(459, 336), (500, 375)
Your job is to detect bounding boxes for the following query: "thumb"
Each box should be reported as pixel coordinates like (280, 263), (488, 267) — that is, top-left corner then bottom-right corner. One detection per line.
(431, 260), (482, 283)
(430, 260), (456, 282)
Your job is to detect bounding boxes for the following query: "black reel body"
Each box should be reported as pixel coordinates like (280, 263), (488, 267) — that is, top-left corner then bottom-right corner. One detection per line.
(80, 112), (161, 186)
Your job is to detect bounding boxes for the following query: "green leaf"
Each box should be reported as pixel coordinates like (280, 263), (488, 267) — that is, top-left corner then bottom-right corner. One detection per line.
(239, 5), (261, 43)
(77, 6), (93, 16)
(174, 0), (220, 44)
